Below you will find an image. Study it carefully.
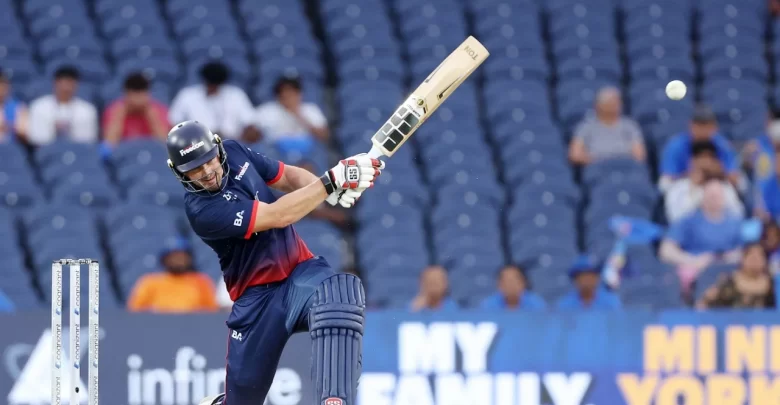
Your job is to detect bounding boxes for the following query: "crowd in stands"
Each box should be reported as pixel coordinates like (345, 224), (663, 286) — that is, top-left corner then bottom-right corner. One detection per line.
(3, 67), (780, 314)
(2, 62), (327, 163)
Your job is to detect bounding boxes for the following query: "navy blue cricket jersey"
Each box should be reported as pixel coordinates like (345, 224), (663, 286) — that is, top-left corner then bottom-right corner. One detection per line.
(184, 140), (314, 301)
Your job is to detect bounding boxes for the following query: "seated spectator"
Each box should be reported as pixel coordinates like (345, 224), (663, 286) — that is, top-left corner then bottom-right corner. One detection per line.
(756, 148), (780, 221)
(556, 255), (622, 310)
(409, 265), (459, 312)
(0, 70), (28, 142)
(169, 62), (260, 142)
(103, 72), (170, 146)
(697, 244), (775, 309)
(659, 105), (738, 192)
(127, 241), (218, 313)
(0, 288), (14, 312)
(741, 113), (780, 174)
(480, 265), (546, 310)
(661, 180), (744, 286)
(761, 220), (780, 277)
(27, 66), (98, 146)
(665, 141), (744, 223)
(256, 75), (328, 168)
(568, 86), (645, 165)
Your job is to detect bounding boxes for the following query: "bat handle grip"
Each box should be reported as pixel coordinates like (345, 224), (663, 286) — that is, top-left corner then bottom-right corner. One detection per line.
(366, 145), (384, 159)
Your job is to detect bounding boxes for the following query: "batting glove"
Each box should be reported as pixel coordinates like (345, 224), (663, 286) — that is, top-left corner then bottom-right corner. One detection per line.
(326, 188), (364, 208)
(320, 154), (384, 196)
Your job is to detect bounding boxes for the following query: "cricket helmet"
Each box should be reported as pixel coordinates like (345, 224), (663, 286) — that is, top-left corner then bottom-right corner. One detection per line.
(166, 120), (229, 192)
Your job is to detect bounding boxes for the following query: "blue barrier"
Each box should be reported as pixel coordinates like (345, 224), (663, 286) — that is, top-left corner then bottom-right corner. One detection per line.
(1, 310), (779, 404)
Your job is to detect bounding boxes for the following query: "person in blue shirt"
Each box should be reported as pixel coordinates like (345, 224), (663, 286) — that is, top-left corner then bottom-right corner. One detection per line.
(757, 148), (780, 221)
(480, 265), (546, 310)
(658, 105), (738, 192)
(409, 265), (459, 312)
(660, 179), (744, 274)
(556, 255), (622, 310)
(0, 71), (28, 142)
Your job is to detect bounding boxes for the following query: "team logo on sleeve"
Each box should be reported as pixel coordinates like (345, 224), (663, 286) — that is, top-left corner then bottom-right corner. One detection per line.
(179, 141), (205, 156)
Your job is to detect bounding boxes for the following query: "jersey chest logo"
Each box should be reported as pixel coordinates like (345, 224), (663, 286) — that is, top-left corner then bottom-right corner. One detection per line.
(234, 161), (250, 181)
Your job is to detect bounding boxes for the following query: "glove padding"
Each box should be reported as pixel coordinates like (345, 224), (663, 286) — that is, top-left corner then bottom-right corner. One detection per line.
(326, 188), (364, 208)
(324, 154), (385, 208)
(321, 155), (384, 195)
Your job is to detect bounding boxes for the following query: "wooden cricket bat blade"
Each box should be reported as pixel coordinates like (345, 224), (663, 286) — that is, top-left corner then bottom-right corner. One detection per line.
(367, 36), (489, 158)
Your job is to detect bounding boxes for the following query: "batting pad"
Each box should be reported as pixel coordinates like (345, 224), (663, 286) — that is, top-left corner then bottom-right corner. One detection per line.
(309, 274), (366, 405)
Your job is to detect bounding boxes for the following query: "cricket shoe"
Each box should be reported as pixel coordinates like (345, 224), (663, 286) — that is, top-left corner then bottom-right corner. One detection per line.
(199, 393), (225, 405)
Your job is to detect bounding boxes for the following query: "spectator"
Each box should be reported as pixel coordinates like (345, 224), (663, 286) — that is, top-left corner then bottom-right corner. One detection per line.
(665, 141), (744, 223)
(169, 62), (260, 142)
(409, 265), (459, 312)
(741, 114), (780, 174)
(660, 180), (744, 276)
(756, 148), (780, 221)
(0, 289), (14, 312)
(697, 244), (775, 309)
(759, 220), (780, 276)
(103, 72), (170, 146)
(256, 75), (328, 164)
(127, 241), (218, 313)
(762, 221), (780, 256)
(27, 66), (98, 146)
(745, 117), (780, 216)
(568, 86), (646, 165)
(0, 70), (28, 142)
(659, 105), (738, 192)
(480, 265), (546, 310)
(556, 256), (622, 310)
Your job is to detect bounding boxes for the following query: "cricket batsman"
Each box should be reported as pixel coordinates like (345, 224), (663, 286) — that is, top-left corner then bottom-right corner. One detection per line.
(164, 120), (383, 405)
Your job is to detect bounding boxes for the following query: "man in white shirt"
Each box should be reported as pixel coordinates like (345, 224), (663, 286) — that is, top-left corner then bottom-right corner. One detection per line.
(27, 66), (98, 146)
(256, 75), (329, 169)
(169, 62), (259, 142)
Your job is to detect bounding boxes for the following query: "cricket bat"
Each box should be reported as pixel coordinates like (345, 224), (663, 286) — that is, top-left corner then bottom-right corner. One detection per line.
(366, 36), (489, 159)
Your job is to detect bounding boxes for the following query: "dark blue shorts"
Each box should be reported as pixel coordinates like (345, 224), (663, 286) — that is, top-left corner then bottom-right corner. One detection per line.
(224, 256), (335, 405)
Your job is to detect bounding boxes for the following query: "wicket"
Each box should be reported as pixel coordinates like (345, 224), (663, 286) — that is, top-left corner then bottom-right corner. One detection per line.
(51, 259), (100, 405)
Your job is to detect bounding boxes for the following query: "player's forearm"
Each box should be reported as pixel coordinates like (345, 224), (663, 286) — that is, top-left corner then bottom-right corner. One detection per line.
(276, 165), (319, 193)
(253, 180), (327, 231)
